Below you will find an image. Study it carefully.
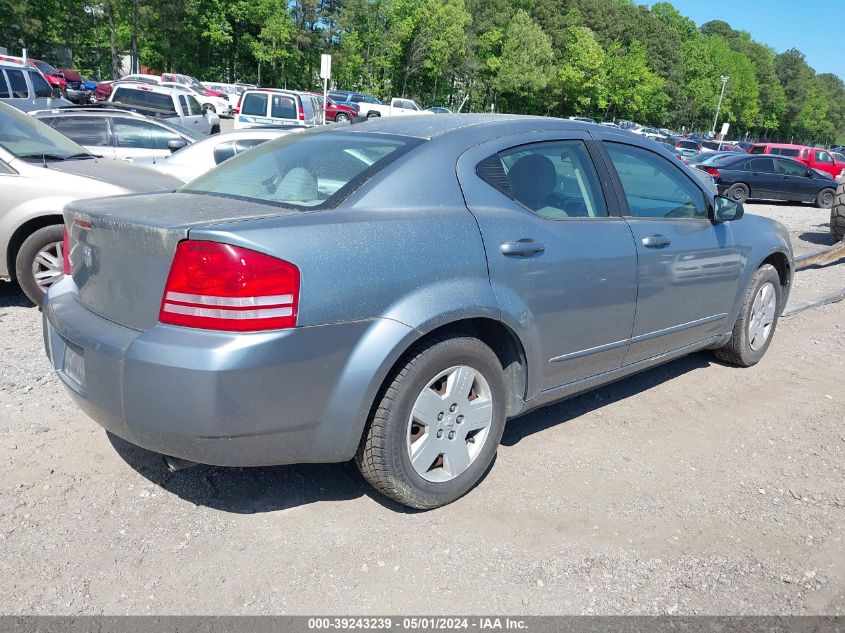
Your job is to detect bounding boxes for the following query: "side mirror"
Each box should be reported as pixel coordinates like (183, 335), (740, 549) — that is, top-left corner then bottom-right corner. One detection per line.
(167, 139), (188, 153)
(712, 196), (744, 222)
(806, 169), (814, 178)
(213, 142), (237, 164)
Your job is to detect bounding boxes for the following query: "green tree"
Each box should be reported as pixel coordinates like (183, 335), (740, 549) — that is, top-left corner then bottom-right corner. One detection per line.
(493, 9), (553, 110)
(553, 24), (607, 117)
(603, 40), (667, 123)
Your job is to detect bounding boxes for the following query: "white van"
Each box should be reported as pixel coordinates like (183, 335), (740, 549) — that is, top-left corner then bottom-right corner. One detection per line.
(234, 89), (320, 128)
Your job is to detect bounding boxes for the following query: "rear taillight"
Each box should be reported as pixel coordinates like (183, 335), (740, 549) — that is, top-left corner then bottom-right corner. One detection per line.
(159, 241), (299, 332)
(234, 97), (241, 115)
(298, 106), (304, 121)
(704, 167), (721, 178)
(62, 226), (71, 275)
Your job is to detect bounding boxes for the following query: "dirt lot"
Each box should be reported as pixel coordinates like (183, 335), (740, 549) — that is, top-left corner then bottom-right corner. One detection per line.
(0, 202), (842, 615)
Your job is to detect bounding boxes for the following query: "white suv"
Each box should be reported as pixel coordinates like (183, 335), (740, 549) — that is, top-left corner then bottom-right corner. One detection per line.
(160, 81), (232, 118)
(108, 83), (220, 135)
(234, 89), (321, 128)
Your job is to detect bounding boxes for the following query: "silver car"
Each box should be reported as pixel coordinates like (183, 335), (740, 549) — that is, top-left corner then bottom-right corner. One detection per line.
(0, 101), (181, 304)
(131, 128), (296, 182)
(44, 115), (793, 509)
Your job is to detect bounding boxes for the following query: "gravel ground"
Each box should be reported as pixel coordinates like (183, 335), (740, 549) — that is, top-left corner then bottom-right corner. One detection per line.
(0, 203), (842, 615)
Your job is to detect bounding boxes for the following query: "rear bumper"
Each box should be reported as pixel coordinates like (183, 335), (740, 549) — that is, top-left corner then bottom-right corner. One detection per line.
(43, 278), (401, 467)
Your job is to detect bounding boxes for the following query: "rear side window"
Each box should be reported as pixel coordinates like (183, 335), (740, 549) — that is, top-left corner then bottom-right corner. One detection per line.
(184, 131), (419, 209)
(6, 70), (28, 98)
(271, 95), (296, 119)
(749, 145), (766, 154)
(0, 71), (9, 98)
(51, 117), (110, 146)
(242, 93), (268, 116)
(605, 142), (707, 219)
(772, 147), (800, 157)
(477, 140), (608, 219)
(747, 158), (775, 173)
(29, 71), (52, 98)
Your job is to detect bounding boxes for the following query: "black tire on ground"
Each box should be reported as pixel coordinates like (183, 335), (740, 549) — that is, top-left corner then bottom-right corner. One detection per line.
(815, 187), (835, 209)
(726, 183), (749, 204)
(356, 335), (507, 510)
(831, 183), (845, 241)
(14, 224), (65, 307)
(335, 113), (350, 123)
(366, 111), (380, 119)
(714, 264), (781, 368)
(60, 89), (69, 100)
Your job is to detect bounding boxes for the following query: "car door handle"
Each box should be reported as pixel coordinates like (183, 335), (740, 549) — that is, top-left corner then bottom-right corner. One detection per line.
(500, 239), (545, 257)
(642, 235), (671, 249)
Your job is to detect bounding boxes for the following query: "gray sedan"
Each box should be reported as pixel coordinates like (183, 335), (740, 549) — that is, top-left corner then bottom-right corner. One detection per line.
(43, 115), (793, 509)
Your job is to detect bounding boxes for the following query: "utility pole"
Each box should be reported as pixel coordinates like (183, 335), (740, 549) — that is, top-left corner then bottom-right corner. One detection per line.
(711, 75), (729, 135)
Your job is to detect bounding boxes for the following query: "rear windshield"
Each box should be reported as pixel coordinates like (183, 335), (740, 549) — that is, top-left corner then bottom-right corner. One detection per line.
(112, 87), (177, 114)
(749, 145), (766, 154)
(771, 147), (800, 157)
(677, 141), (698, 150)
(183, 131), (420, 209)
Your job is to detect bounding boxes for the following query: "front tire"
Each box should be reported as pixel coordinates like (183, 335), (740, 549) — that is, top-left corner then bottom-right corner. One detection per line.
(714, 264), (781, 367)
(356, 335), (506, 509)
(726, 183), (749, 204)
(815, 188), (835, 209)
(335, 113), (350, 123)
(15, 224), (65, 307)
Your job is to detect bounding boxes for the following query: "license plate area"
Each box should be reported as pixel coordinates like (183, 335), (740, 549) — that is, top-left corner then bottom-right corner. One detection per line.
(61, 340), (86, 389)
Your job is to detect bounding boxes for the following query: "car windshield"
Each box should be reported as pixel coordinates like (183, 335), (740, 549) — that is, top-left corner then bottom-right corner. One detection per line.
(0, 103), (91, 160)
(33, 60), (58, 75)
(183, 130), (419, 209)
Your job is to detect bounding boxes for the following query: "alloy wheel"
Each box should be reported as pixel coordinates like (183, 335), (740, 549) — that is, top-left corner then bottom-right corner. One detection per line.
(31, 240), (64, 294)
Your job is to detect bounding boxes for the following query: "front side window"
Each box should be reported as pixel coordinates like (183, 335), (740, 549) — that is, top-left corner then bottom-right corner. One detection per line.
(478, 140), (608, 219)
(241, 93), (268, 117)
(775, 159), (810, 177)
(184, 131), (418, 208)
(6, 70), (28, 98)
(114, 119), (180, 150)
(605, 142), (707, 219)
(29, 71), (52, 98)
(815, 150), (833, 164)
(51, 117), (110, 146)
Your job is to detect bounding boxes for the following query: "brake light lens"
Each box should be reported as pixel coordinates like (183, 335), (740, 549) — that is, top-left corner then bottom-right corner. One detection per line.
(62, 226), (71, 275)
(159, 241), (299, 332)
(704, 167), (721, 178)
(298, 106), (304, 121)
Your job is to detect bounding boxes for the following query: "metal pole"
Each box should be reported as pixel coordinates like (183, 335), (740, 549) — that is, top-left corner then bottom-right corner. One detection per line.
(323, 76), (328, 125)
(712, 75), (729, 135)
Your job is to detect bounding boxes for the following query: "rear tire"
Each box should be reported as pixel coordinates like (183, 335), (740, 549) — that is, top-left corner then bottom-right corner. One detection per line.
(726, 183), (749, 204)
(831, 183), (845, 241)
(15, 224), (65, 307)
(366, 111), (380, 119)
(714, 264), (781, 367)
(815, 187), (835, 209)
(356, 335), (506, 509)
(210, 124), (220, 135)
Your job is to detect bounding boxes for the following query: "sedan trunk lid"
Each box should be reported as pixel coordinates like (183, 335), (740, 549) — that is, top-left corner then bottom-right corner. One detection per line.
(65, 192), (299, 331)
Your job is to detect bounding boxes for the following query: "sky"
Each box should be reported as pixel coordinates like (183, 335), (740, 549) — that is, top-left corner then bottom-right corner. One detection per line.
(644, 0), (843, 80)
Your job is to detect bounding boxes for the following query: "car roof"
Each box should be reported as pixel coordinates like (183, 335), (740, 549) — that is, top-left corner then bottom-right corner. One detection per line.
(112, 83), (178, 96)
(753, 142), (804, 149)
(344, 113), (608, 140)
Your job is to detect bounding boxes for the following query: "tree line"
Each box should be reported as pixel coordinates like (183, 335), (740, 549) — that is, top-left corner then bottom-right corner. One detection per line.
(2, 0), (844, 143)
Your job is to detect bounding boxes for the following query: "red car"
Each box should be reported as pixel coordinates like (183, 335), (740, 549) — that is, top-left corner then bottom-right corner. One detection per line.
(0, 55), (67, 96)
(311, 93), (360, 122)
(749, 143), (845, 179)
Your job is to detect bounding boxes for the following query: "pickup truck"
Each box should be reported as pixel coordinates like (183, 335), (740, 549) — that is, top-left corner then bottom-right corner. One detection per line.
(328, 90), (432, 119)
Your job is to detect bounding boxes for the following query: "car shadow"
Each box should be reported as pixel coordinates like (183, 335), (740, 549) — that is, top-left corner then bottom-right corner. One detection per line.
(798, 230), (838, 247)
(0, 281), (33, 308)
(108, 431), (498, 514)
(501, 351), (712, 446)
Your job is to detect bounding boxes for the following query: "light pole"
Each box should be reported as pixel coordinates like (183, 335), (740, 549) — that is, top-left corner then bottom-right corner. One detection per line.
(711, 75), (729, 135)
